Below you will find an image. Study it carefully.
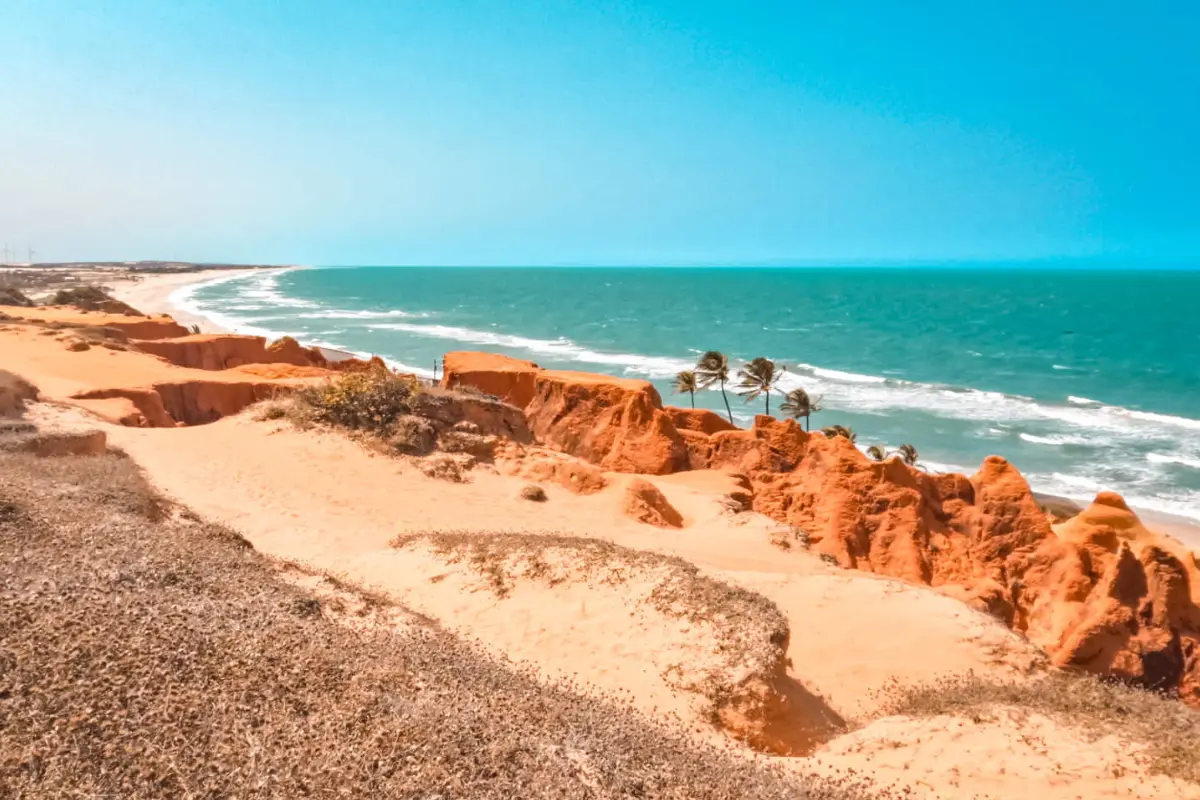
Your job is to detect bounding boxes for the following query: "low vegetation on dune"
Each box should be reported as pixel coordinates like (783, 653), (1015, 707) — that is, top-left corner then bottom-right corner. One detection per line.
(277, 367), (523, 479)
(47, 285), (142, 315)
(389, 531), (793, 725)
(876, 672), (1200, 784)
(0, 286), (34, 307)
(0, 370), (39, 416)
(0, 445), (899, 799)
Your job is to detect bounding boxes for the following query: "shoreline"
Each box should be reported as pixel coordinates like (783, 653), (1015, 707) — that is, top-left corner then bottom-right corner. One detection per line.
(106, 269), (1200, 546)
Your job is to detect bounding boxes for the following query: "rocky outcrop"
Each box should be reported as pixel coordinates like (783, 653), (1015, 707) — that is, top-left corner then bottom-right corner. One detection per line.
(441, 352), (541, 408)
(87, 316), (190, 340)
(442, 353), (1200, 700)
(134, 334), (329, 371)
(526, 372), (689, 475)
(443, 352), (689, 475)
(622, 478), (684, 528)
(74, 380), (287, 427)
(667, 406), (737, 435)
(1018, 493), (1200, 697)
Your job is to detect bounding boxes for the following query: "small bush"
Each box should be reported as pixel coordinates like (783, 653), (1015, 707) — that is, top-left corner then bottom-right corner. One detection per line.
(390, 414), (437, 455)
(0, 370), (39, 416)
(49, 285), (141, 315)
(296, 368), (420, 435)
(520, 484), (547, 502)
(0, 286), (34, 307)
(253, 401), (291, 421)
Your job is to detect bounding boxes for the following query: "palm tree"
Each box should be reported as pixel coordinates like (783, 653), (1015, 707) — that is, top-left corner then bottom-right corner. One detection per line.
(673, 370), (699, 409)
(897, 443), (920, 467)
(866, 444), (888, 461)
(821, 424), (857, 444)
(695, 351), (734, 424)
(736, 357), (785, 415)
(779, 388), (822, 431)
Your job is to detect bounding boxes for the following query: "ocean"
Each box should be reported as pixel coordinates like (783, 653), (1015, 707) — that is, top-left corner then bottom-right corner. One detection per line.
(174, 266), (1200, 521)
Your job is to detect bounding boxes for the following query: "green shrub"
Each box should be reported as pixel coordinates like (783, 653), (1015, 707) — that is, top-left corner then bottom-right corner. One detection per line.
(296, 368), (420, 435)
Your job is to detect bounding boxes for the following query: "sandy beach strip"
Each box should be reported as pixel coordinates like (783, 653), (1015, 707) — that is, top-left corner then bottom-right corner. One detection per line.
(108, 267), (365, 365)
(107, 268), (267, 333)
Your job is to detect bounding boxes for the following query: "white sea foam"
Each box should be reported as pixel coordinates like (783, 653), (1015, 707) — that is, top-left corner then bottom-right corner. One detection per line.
(1147, 453), (1200, 470)
(1019, 433), (1094, 447)
(295, 309), (429, 320)
(1068, 396), (1100, 405)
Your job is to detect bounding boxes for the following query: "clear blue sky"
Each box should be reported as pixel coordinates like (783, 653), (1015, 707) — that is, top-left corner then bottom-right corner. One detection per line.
(1, 1), (1197, 266)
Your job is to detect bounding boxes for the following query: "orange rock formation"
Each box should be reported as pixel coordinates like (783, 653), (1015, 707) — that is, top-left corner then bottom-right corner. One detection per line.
(443, 352), (688, 474)
(443, 353), (1200, 701)
(622, 478), (684, 528)
(135, 334), (328, 371)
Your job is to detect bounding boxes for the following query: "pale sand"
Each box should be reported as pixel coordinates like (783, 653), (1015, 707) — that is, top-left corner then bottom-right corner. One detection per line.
(108, 268), (266, 333)
(6, 314), (1200, 798)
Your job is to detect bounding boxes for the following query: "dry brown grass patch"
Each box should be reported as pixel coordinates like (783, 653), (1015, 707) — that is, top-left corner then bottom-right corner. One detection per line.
(874, 671), (1200, 784)
(1, 449), (890, 798)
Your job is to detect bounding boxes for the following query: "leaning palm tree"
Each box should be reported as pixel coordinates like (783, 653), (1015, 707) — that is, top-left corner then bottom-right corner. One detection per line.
(736, 357), (785, 415)
(695, 351), (733, 423)
(866, 444), (888, 461)
(820, 424), (857, 444)
(897, 443), (920, 467)
(673, 370), (699, 409)
(779, 387), (822, 431)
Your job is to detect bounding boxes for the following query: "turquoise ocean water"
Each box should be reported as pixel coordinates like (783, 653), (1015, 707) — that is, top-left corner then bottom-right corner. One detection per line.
(176, 266), (1200, 521)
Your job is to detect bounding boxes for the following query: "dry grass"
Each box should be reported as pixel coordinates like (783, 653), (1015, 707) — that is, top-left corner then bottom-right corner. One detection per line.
(294, 367), (421, 434)
(0, 448), (893, 799)
(874, 671), (1200, 784)
(0, 371), (38, 416)
(390, 531), (791, 713)
(521, 483), (548, 502)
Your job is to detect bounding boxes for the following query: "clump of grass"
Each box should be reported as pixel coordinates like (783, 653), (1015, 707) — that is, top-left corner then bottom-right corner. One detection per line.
(874, 671), (1200, 784)
(0, 448), (891, 799)
(295, 367), (420, 434)
(0, 370), (38, 416)
(520, 484), (548, 502)
(0, 286), (34, 307)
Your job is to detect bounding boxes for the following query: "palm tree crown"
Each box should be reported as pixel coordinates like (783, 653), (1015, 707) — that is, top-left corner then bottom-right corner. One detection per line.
(695, 351), (733, 424)
(821, 424), (857, 444)
(673, 370), (699, 408)
(779, 387), (822, 431)
(897, 443), (920, 467)
(736, 357), (785, 415)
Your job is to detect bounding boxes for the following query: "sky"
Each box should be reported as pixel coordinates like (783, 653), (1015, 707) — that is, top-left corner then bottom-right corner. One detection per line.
(0, 1), (1197, 266)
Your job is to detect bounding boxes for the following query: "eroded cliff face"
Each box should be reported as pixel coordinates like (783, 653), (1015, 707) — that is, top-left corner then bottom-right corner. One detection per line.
(442, 352), (1200, 701)
(443, 352), (688, 475)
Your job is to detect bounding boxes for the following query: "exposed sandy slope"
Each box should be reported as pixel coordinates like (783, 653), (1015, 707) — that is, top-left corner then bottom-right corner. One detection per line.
(811, 707), (1200, 800)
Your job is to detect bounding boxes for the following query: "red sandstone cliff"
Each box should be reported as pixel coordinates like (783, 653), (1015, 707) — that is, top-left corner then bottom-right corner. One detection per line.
(442, 352), (688, 474)
(442, 352), (1200, 701)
